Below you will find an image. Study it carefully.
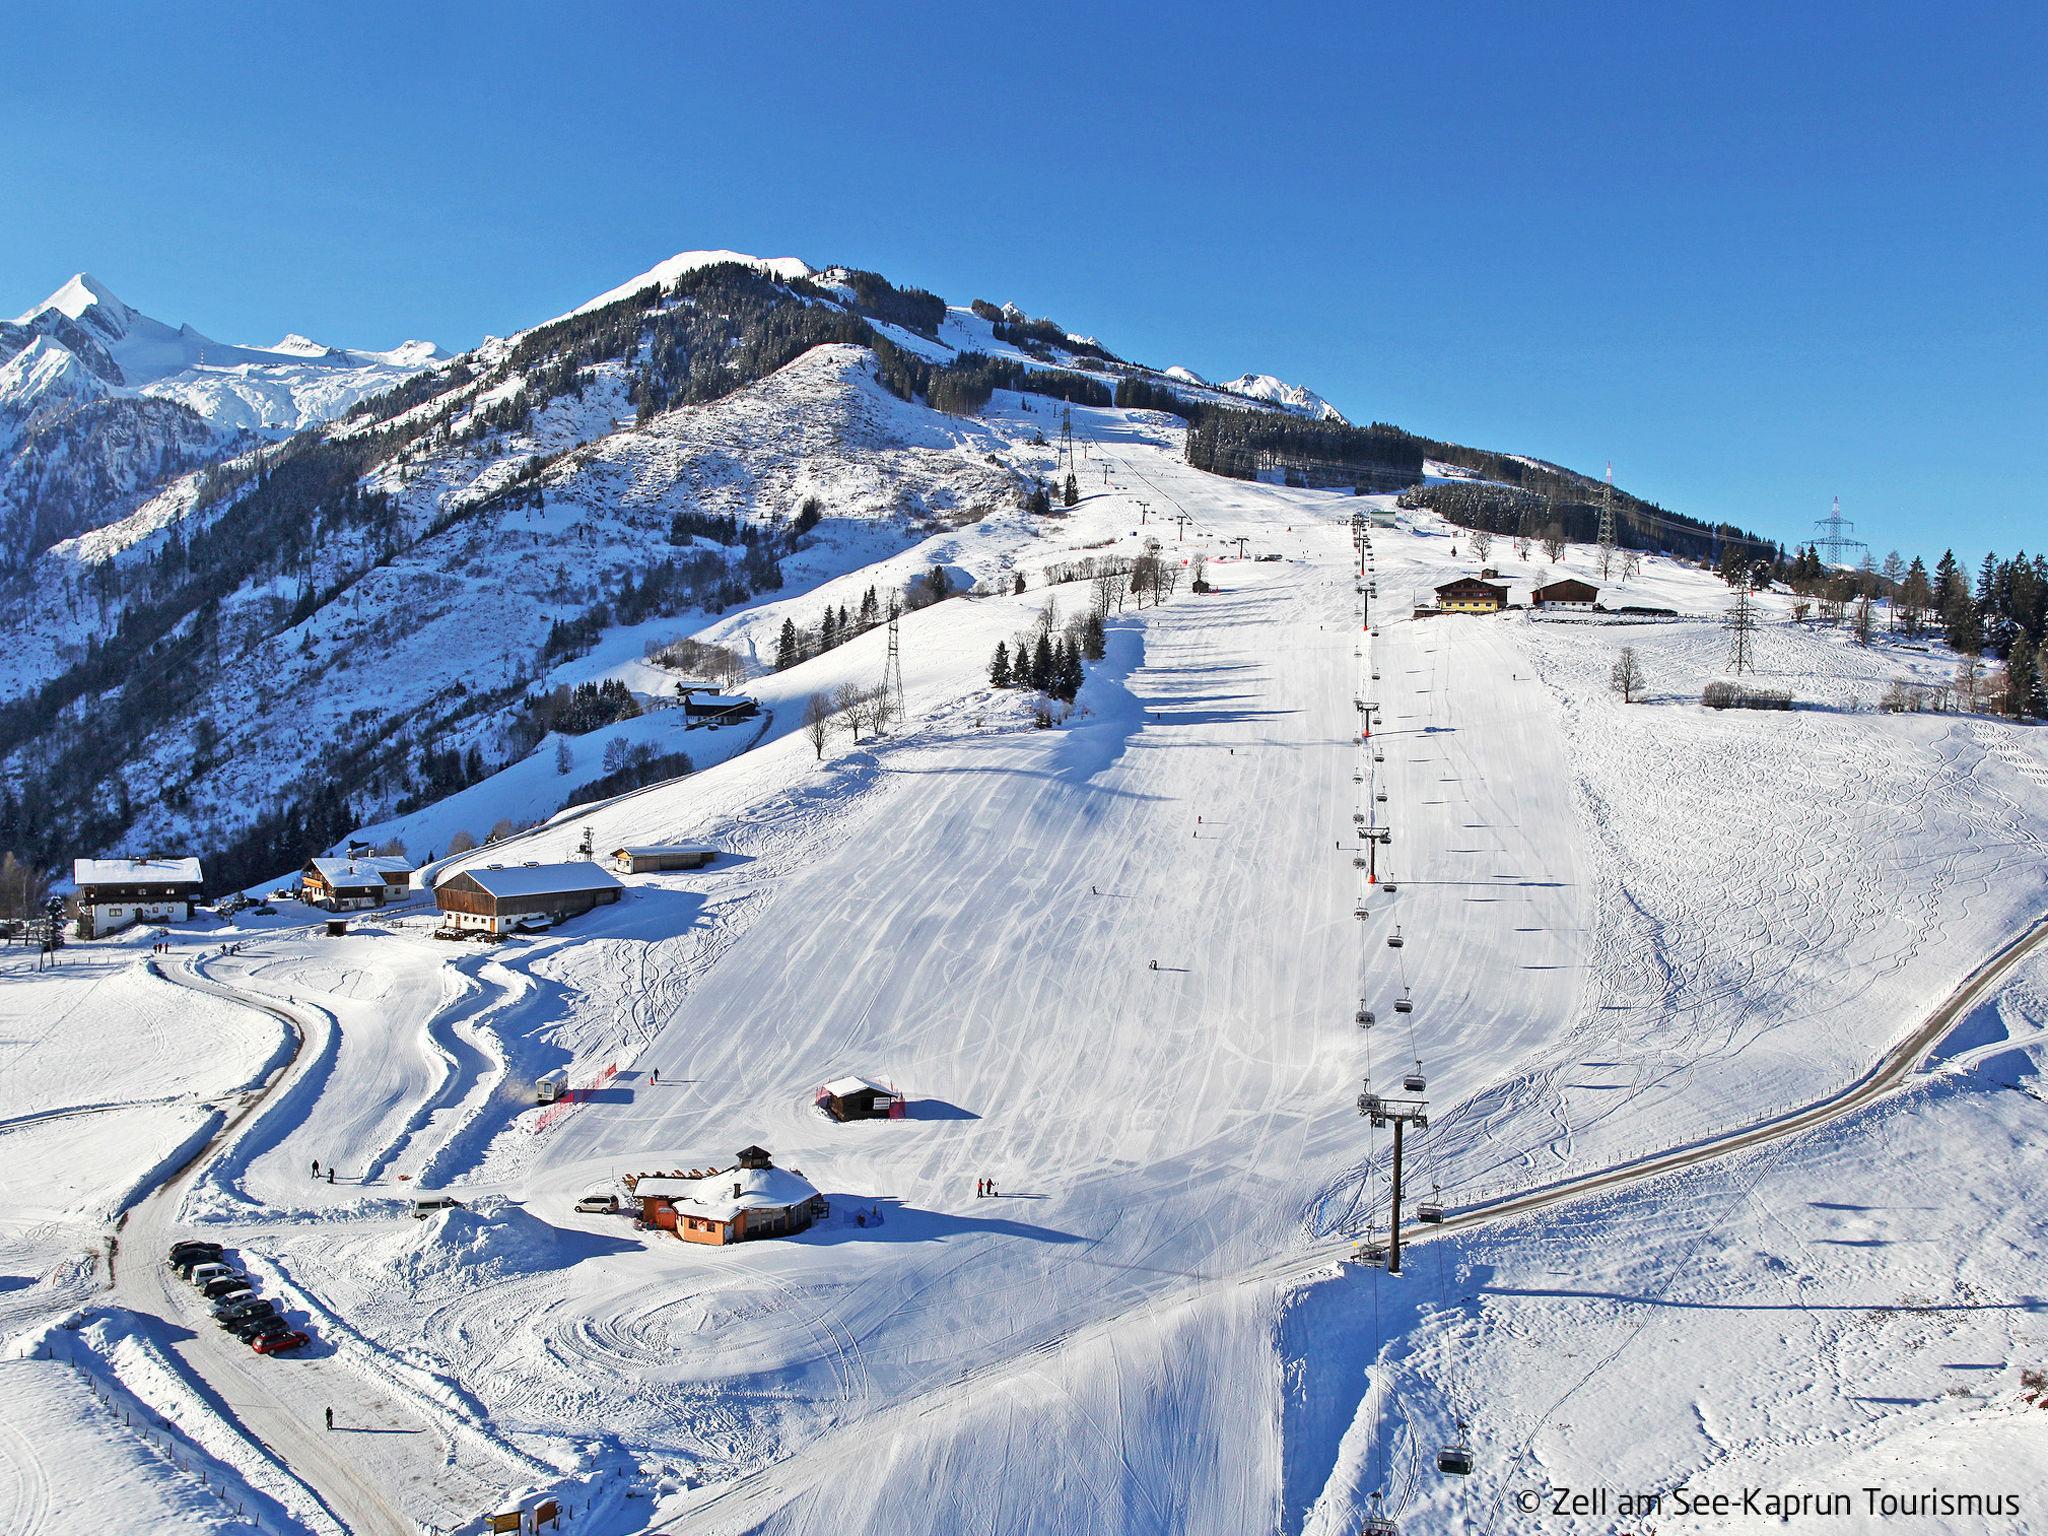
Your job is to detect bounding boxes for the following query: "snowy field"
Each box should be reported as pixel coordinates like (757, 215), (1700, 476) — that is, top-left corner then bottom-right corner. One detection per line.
(4, 402), (2045, 1534)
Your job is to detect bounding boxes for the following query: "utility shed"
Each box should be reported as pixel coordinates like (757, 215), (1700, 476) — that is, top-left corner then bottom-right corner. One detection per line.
(815, 1076), (900, 1121)
(434, 862), (623, 935)
(610, 846), (717, 875)
(73, 857), (203, 938)
(631, 1146), (826, 1245)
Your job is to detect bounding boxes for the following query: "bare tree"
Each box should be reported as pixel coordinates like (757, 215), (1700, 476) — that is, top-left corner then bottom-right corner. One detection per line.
(1470, 528), (1493, 562)
(1092, 570), (1124, 615)
(1541, 525), (1567, 563)
(1851, 595), (1875, 648)
(1610, 647), (1646, 703)
(1620, 547), (1642, 581)
(804, 693), (834, 760)
(447, 829), (478, 854)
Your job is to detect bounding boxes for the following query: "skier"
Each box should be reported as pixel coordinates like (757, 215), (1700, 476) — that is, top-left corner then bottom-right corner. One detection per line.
(650, 1067), (659, 1085)
(311, 1158), (320, 1180)
(324, 1407), (333, 1431)
(327, 1167), (334, 1184)
(1149, 959), (1158, 971)
(976, 1178), (985, 1198)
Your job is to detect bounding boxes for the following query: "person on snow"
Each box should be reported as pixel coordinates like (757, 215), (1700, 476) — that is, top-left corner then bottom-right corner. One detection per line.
(325, 1407), (334, 1431)
(311, 1158), (320, 1180)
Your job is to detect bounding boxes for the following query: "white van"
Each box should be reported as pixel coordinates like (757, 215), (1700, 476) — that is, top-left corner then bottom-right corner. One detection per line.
(536, 1069), (569, 1105)
(574, 1191), (619, 1214)
(187, 1261), (233, 1288)
(409, 1195), (463, 1219)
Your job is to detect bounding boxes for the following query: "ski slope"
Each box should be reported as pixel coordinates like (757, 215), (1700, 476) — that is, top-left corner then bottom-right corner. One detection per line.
(5, 401), (2046, 1534)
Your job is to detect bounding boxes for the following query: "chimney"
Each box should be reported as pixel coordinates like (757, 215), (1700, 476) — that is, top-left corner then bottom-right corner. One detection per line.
(732, 1182), (742, 1200)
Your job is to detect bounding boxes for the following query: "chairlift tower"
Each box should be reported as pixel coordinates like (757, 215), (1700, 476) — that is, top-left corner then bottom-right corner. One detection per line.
(882, 611), (906, 727)
(1358, 1080), (1428, 1274)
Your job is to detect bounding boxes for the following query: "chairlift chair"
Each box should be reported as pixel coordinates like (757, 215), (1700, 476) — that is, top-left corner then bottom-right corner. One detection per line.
(1394, 990), (1412, 1014)
(1384, 880), (1398, 892)
(1361, 1492), (1400, 1534)
(1356, 1008), (1375, 1027)
(1404, 1060), (1427, 1093)
(1376, 789), (1389, 803)
(1353, 856), (1368, 869)
(1418, 1197), (1445, 1224)
(1387, 927), (1404, 949)
(1352, 811), (1366, 823)
(1354, 905), (1371, 921)
(1436, 1425), (1474, 1476)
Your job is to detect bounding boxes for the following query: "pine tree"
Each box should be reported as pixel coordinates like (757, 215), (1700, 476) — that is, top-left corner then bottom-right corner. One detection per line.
(820, 607), (839, 651)
(859, 586), (879, 629)
(1081, 611), (1107, 661)
(1013, 571), (1027, 595)
(1063, 472), (1079, 507)
(775, 617), (801, 671)
(1051, 639), (1084, 701)
(990, 641), (1012, 688)
(1031, 632), (1054, 691)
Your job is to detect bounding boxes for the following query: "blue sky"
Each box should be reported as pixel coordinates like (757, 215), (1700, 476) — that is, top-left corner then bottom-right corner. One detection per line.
(6, 1), (2040, 566)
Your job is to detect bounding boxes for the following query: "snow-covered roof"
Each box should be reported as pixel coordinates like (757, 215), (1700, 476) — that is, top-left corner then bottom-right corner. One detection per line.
(306, 857), (392, 890)
(446, 862), (622, 899)
(74, 857), (202, 887)
(684, 694), (752, 709)
(612, 845), (714, 858)
(822, 1075), (891, 1098)
(633, 1162), (821, 1224)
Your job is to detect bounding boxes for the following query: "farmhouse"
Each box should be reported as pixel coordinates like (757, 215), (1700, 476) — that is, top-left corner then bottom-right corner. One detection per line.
(610, 845), (717, 875)
(433, 861), (623, 935)
(1531, 577), (1599, 609)
(73, 857), (203, 939)
(681, 693), (758, 723)
(302, 855), (413, 909)
(815, 1075), (900, 1121)
(1433, 577), (1509, 614)
(630, 1146), (827, 1245)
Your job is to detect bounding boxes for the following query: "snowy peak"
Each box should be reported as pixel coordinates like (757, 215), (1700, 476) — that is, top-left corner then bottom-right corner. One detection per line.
(20, 271), (134, 329)
(563, 250), (815, 321)
(1219, 373), (1347, 423)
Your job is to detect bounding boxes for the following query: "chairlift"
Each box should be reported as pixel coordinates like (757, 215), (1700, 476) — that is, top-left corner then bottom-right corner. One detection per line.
(1404, 1060), (1427, 1093)
(1354, 906), (1371, 921)
(1387, 927), (1404, 949)
(1353, 811), (1366, 823)
(1356, 1008), (1375, 1027)
(1361, 1492), (1400, 1535)
(1374, 749), (1384, 762)
(1353, 856), (1368, 869)
(1371, 669), (1380, 680)
(1418, 1191), (1445, 1224)
(1394, 990), (1412, 1014)
(1384, 880), (1398, 892)
(1376, 789), (1389, 803)
(1436, 1424), (1474, 1476)
(1353, 771), (1364, 784)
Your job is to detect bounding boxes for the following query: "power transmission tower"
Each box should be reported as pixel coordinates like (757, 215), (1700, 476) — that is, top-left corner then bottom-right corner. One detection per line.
(881, 610), (906, 727)
(1060, 409), (1073, 473)
(1725, 579), (1759, 674)
(1598, 462), (1617, 580)
(1811, 496), (1867, 569)
(1357, 1079), (1427, 1273)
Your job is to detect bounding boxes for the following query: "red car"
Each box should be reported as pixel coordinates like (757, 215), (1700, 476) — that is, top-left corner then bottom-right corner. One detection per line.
(251, 1330), (309, 1355)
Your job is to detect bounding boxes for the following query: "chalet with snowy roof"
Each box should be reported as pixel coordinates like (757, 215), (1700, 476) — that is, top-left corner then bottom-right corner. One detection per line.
(629, 1146), (827, 1245)
(1531, 577), (1599, 610)
(610, 845), (717, 875)
(433, 861), (623, 935)
(73, 857), (203, 939)
(815, 1075), (900, 1122)
(1433, 577), (1508, 614)
(302, 855), (413, 910)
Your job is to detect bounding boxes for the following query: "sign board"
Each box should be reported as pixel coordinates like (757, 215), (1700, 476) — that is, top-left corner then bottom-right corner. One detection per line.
(534, 1499), (561, 1529)
(488, 1513), (522, 1534)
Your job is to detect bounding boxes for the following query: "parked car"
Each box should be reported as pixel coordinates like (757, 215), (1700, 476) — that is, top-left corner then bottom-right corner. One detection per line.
(234, 1314), (291, 1342)
(169, 1241), (223, 1266)
(213, 1296), (273, 1325)
(252, 1330), (309, 1355)
(186, 1262), (234, 1288)
(410, 1196), (462, 1219)
(574, 1192), (620, 1214)
(201, 1274), (251, 1301)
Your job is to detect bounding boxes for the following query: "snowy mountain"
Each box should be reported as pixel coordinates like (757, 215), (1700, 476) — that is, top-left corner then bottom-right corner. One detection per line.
(0, 275), (444, 567)
(1219, 370), (1348, 422)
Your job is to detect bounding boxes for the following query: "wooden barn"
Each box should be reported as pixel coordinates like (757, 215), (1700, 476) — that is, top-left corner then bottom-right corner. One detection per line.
(815, 1075), (900, 1121)
(73, 857), (203, 939)
(433, 861), (623, 936)
(1433, 577), (1508, 614)
(1532, 577), (1599, 609)
(681, 693), (758, 723)
(610, 845), (717, 875)
(629, 1146), (826, 1245)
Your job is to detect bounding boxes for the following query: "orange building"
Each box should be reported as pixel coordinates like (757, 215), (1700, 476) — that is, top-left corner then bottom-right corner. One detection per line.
(631, 1146), (826, 1245)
